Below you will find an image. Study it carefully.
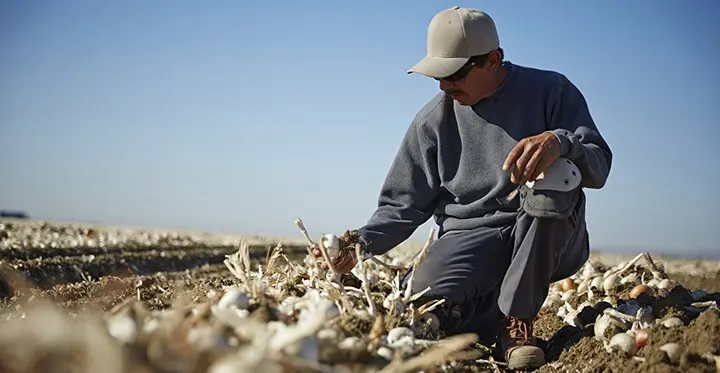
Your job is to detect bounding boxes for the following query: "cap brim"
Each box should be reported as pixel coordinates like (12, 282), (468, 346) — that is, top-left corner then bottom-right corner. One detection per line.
(407, 55), (470, 79)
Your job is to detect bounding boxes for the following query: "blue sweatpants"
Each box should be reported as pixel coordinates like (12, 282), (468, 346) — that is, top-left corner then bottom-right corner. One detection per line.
(400, 190), (589, 345)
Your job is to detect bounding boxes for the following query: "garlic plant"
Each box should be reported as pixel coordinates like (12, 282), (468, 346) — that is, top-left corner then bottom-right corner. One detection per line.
(543, 251), (720, 366)
(0, 217), (490, 373)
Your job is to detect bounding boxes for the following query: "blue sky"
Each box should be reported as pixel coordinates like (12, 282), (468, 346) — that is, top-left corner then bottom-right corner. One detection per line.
(1, 1), (718, 258)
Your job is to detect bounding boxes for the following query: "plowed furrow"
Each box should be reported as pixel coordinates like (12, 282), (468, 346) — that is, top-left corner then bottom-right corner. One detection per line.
(2, 264), (243, 313)
(2, 243), (308, 289)
(0, 243), (239, 261)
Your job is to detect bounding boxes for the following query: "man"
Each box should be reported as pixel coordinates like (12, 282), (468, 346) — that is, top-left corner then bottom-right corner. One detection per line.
(313, 6), (612, 370)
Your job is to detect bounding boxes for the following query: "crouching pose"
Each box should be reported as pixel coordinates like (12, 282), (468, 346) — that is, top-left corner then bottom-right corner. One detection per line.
(314, 6), (612, 370)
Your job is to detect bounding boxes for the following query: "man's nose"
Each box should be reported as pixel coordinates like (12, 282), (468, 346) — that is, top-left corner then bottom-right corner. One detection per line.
(438, 79), (453, 91)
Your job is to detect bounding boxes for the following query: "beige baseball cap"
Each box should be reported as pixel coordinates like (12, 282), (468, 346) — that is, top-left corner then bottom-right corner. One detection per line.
(408, 6), (500, 79)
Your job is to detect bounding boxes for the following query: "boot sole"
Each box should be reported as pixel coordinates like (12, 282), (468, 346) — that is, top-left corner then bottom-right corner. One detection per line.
(507, 355), (546, 370)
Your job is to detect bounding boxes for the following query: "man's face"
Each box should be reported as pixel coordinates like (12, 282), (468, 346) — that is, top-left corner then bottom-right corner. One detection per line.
(436, 51), (503, 106)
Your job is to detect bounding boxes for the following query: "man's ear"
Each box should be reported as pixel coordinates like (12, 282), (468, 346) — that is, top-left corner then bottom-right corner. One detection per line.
(488, 50), (503, 69)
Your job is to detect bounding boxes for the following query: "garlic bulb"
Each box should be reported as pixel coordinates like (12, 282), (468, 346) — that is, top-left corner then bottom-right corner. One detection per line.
(320, 233), (340, 258)
(634, 328), (649, 349)
(383, 293), (404, 315)
(317, 328), (339, 341)
(377, 346), (394, 360)
(543, 294), (561, 309)
(659, 343), (682, 364)
(338, 337), (366, 351)
(105, 311), (138, 344)
(561, 278), (577, 292)
(561, 289), (576, 302)
(387, 327), (414, 345)
(658, 279), (675, 290)
(594, 313), (627, 340)
(217, 288), (250, 311)
(646, 278), (661, 289)
(630, 284), (652, 299)
(661, 317), (683, 328)
(577, 279), (589, 293)
(603, 274), (620, 293)
(608, 332), (637, 357)
(620, 273), (639, 285)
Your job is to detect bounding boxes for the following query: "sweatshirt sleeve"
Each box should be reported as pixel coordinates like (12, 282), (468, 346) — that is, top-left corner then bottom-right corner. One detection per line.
(356, 119), (441, 257)
(548, 76), (613, 189)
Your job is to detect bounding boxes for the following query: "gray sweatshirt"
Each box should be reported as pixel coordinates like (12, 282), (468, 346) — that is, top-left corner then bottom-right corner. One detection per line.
(356, 62), (612, 256)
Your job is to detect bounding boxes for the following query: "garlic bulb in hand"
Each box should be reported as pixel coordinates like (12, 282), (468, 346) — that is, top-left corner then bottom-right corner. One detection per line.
(321, 233), (340, 258)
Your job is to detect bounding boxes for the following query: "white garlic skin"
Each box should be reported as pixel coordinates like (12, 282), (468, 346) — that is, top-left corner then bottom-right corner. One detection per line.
(658, 279), (675, 290)
(377, 346), (395, 360)
(577, 279), (589, 293)
(603, 274), (620, 293)
(582, 263), (598, 278)
(105, 312), (138, 344)
(659, 342), (682, 364)
(387, 327), (414, 345)
(338, 336), (364, 350)
(217, 288), (250, 310)
(661, 317), (684, 328)
(317, 328), (339, 340)
(594, 313), (627, 340)
(608, 332), (637, 357)
(383, 293), (405, 315)
(321, 233), (340, 257)
(647, 278), (661, 289)
(561, 289), (576, 302)
(543, 294), (561, 309)
(620, 273), (639, 285)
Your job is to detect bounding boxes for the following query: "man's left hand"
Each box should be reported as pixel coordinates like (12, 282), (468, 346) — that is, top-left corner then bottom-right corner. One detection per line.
(503, 132), (562, 185)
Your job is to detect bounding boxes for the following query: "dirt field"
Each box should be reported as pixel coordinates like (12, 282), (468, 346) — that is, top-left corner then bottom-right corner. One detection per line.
(1, 218), (719, 373)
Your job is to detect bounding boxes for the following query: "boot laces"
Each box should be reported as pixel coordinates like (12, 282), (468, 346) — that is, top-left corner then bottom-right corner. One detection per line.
(506, 316), (532, 345)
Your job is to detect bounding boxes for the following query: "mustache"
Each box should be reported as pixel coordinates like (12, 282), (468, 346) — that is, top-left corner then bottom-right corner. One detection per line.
(444, 89), (463, 95)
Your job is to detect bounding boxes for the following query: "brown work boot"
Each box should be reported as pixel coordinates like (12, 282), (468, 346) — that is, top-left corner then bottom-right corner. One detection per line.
(498, 316), (546, 370)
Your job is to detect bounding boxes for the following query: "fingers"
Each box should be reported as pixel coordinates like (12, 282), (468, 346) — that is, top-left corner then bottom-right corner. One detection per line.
(335, 252), (357, 273)
(512, 146), (535, 184)
(527, 136), (562, 182)
(505, 134), (563, 184)
(530, 156), (555, 182)
(506, 139), (537, 184)
(336, 258), (356, 273)
(316, 250), (356, 273)
(503, 141), (524, 172)
(522, 148), (543, 183)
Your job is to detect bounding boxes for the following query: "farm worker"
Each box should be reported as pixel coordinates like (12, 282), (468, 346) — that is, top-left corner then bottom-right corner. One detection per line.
(313, 6), (612, 371)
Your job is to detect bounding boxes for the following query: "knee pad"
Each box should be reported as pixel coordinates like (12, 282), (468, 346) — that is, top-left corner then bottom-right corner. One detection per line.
(520, 158), (581, 219)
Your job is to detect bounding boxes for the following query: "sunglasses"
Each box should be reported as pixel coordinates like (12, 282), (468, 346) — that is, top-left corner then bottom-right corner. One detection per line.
(435, 60), (478, 82)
